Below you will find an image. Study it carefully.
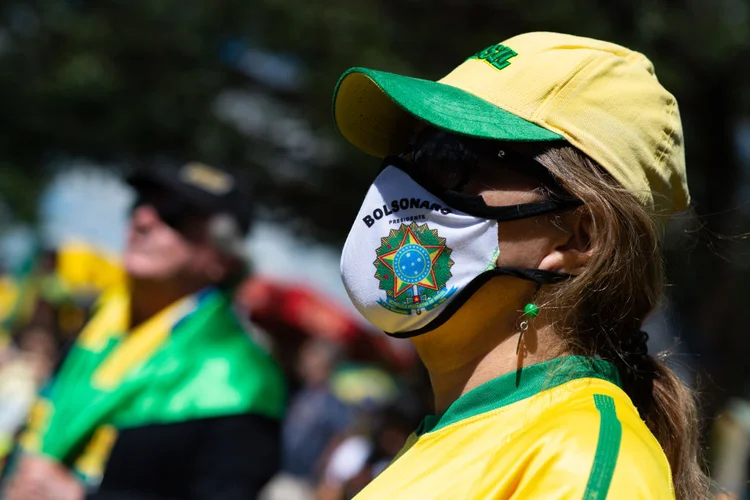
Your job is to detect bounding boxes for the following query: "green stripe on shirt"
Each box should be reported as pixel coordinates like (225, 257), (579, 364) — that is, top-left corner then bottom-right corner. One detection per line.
(583, 394), (622, 500)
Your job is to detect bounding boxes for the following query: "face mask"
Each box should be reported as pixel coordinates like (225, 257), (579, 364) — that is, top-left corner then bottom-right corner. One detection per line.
(340, 158), (580, 338)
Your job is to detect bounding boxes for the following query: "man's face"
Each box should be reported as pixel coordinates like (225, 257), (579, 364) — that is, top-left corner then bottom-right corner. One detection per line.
(123, 190), (225, 285)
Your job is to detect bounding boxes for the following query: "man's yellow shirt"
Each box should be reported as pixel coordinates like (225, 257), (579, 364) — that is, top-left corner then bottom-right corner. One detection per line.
(356, 356), (673, 499)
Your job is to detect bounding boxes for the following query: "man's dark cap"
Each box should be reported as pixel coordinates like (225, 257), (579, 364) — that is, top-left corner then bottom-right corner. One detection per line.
(126, 162), (254, 235)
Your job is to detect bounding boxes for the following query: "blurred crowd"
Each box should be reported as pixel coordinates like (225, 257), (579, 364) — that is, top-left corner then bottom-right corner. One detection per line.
(0, 163), (428, 499)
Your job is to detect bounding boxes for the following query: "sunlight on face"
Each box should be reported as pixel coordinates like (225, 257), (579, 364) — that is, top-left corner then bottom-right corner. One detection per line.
(463, 156), (548, 206)
(463, 157), (570, 272)
(123, 204), (211, 282)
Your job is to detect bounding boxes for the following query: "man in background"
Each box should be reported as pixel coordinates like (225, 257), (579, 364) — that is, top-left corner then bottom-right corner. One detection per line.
(4, 162), (286, 499)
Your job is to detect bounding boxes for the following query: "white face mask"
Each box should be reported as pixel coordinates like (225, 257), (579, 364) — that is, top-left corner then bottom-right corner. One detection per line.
(340, 160), (579, 337)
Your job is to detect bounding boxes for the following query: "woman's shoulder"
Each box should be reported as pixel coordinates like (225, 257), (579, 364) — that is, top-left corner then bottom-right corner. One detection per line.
(536, 377), (665, 455)
(518, 377), (674, 498)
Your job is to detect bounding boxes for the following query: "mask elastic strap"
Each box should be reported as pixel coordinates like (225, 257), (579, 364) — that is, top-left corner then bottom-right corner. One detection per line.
(381, 157), (583, 221)
(491, 266), (573, 284)
(384, 267), (574, 339)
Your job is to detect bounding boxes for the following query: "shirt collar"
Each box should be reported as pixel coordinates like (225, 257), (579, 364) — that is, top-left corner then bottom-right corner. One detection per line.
(416, 355), (621, 436)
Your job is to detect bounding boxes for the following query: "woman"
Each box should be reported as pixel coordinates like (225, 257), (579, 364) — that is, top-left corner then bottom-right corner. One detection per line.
(332, 32), (709, 499)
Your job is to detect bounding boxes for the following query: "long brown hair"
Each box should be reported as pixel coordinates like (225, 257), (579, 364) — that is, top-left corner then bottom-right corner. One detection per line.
(533, 145), (709, 500)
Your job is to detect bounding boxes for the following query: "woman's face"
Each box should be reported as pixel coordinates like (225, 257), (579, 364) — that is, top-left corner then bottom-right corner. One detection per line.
(338, 131), (591, 338)
(406, 126), (588, 277)
(460, 156), (584, 277)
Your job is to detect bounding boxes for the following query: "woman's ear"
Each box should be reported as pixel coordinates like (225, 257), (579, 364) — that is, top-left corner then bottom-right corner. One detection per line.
(538, 210), (594, 274)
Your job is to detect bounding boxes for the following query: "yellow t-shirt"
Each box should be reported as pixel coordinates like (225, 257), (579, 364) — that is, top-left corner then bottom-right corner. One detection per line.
(355, 356), (673, 499)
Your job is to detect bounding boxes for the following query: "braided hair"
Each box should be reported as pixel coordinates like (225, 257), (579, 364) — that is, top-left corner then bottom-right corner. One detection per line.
(529, 144), (709, 500)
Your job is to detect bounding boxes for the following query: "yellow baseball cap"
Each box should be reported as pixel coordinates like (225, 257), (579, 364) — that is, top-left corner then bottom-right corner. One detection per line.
(333, 32), (689, 216)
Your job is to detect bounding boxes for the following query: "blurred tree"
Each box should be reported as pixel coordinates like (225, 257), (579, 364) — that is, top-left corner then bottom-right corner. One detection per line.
(0, 0), (749, 442)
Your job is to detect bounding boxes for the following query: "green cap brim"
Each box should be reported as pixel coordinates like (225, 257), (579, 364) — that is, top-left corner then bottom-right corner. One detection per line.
(333, 67), (563, 157)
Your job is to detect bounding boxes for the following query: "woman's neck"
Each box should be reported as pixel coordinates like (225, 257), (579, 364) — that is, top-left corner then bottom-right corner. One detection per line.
(410, 279), (560, 414)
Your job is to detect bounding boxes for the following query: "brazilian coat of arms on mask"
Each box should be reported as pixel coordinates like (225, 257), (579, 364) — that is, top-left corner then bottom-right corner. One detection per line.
(373, 222), (456, 315)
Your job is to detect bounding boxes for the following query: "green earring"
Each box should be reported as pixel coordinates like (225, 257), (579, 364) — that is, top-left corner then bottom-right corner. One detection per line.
(516, 303), (540, 355)
(523, 303), (540, 318)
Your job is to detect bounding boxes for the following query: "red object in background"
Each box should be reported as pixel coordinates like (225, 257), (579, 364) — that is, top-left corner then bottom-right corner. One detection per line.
(236, 276), (416, 371)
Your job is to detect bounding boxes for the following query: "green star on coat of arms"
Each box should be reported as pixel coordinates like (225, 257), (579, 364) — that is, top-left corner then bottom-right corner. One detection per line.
(373, 222), (456, 316)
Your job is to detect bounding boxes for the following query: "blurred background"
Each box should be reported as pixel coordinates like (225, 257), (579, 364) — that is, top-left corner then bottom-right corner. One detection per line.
(0, 0), (750, 498)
